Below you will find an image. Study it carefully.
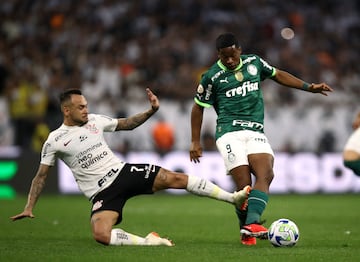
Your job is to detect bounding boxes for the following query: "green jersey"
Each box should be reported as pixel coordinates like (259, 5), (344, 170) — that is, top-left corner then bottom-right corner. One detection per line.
(194, 54), (276, 140)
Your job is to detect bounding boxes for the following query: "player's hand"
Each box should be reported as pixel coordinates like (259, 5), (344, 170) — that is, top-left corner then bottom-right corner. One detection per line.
(10, 210), (35, 221)
(308, 83), (333, 96)
(190, 141), (203, 163)
(146, 88), (159, 112)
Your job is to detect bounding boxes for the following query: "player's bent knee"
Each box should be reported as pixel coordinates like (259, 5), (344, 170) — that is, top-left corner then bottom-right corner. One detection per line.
(172, 173), (188, 187)
(91, 211), (118, 245)
(92, 226), (111, 245)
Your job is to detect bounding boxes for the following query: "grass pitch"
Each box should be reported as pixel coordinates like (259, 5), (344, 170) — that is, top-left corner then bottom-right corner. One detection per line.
(1, 194), (359, 262)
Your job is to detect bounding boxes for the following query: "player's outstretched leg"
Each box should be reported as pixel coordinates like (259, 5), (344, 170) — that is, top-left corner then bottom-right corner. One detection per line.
(186, 175), (250, 207)
(110, 228), (174, 246)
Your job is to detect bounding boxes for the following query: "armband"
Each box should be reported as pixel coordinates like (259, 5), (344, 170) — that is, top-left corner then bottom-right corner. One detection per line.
(302, 82), (310, 90)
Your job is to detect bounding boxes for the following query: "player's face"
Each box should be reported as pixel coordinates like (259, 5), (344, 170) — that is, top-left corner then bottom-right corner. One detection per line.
(66, 95), (89, 126)
(218, 46), (241, 70)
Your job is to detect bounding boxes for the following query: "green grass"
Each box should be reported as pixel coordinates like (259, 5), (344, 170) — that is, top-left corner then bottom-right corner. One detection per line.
(1, 194), (359, 262)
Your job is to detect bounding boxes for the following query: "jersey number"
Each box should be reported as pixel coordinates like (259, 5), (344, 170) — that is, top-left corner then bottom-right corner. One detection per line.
(226, 144), (232, 153)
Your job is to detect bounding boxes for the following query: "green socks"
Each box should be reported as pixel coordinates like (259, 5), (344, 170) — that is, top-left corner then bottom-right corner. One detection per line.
(344, 160), (360, 176)
(235, 207), (247, 229)
(245, 189), (268, 225)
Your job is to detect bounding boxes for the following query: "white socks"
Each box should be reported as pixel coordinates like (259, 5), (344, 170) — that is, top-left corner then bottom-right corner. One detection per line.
(110, 228), (146, 245)
(109, 229), (173, 246)
(186, 175), (234, 203)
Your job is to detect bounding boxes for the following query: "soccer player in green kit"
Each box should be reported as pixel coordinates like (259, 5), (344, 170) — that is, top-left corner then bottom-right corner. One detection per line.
(189, 33), (333, 245)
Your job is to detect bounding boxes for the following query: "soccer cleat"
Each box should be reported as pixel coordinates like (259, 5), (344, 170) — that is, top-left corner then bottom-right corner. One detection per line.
(241, 234), (257, 245)
(144, 232), (174, 246)
(240, 223), (268, 239)
(233, 185), (251, 210)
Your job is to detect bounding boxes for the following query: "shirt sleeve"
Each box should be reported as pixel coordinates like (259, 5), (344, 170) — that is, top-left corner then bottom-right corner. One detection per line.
(40, 136), (57, 166)
(94, 114), (118, 132)
(259, 56), (276, 80)
(194, 74), (213, 108)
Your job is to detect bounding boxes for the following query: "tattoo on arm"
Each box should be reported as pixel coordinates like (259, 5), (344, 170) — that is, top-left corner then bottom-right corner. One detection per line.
(25, 171), (47, 210)
(117, 109), (155, 130)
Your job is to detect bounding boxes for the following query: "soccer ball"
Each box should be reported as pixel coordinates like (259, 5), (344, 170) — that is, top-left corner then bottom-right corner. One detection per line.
(268, 218), (300, 247)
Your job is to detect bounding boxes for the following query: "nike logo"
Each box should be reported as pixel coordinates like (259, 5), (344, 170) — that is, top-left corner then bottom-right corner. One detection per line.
(64, 140), (72, 146)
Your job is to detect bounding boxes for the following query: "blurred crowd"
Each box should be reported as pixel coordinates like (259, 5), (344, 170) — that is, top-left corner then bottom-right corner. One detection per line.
(0, 0), (359, 154)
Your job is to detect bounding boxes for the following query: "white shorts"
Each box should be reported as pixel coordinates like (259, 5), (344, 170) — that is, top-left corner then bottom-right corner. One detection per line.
(216, 130), (274, 172)
(344, 128), (360, 154)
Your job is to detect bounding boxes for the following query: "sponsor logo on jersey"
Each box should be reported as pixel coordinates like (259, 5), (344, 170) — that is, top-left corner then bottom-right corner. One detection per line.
(242, 56), (256, 64)
(225, 81), (259, 97)
(232, 120), (264, 130)
(98, 168), (119, 187)
(211, 70), (226, 82)
(42, 142), (51, 158)
(260, 58), (273, 70)
(78, 151), (108, 169)
(197, 84), (204, 94)
(79, 135), (87, 142)
(76, 142), (102, 159)
(54, 131), (69, 142)
(205, 84), (212, 100)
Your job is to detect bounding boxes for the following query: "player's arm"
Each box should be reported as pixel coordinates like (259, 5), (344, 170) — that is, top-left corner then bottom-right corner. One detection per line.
(190, 103), (204, 163)
(272, 69), (333, 96)
(115, 88), (159, 131)
(10, 164), (51, 221)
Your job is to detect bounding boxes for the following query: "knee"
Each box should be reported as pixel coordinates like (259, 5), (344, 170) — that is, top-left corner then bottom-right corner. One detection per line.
(154, 168), (187, 190)
(256, 169), (274, 185)
(166, 172), (187, 188)
(90, 210), (119, 245)
(92, 226), (111, 245)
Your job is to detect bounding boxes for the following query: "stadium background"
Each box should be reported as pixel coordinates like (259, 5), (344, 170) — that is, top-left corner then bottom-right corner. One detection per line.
(0, 0), (359, 197)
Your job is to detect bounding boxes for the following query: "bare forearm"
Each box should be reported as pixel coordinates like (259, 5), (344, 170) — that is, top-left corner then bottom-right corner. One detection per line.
(117, 108), (157, 130)
(274, 69), (333, 95)
(24, 174), (47, 211)
(10, 165), (50, 221)
(273, 69), (305, 90)
(191, 104), (204, 142)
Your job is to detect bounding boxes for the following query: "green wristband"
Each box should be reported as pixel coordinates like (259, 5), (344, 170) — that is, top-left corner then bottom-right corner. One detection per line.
(302, 82), (310, 90)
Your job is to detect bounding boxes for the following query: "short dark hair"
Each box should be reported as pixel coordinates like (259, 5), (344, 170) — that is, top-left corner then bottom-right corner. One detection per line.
(59, 89), (82, 104)
(215, 33), (240, 51)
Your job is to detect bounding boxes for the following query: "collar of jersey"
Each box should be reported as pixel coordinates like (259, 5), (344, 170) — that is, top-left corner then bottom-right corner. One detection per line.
(217, 58), (243, 72)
